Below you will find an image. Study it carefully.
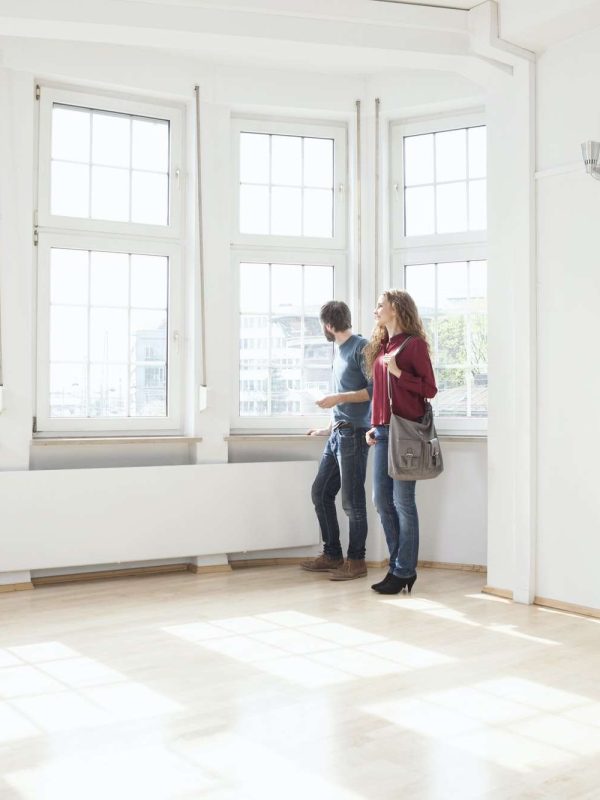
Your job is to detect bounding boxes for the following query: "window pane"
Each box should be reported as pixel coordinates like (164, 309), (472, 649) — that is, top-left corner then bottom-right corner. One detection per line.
(91, 166), (130, 221)
(51, 107), (170, 226)
(303, 188), (333, 238)
(52, 106), (90, 163)
(405, 186), (434, 236)
(271, 187), (302, 236)
(90, 252), (129, 308)
(131, 171), (169, 225)
(436, 182), (467, 233)
(89, 364), (128, 417)
(131, 364), (167, 417)
(47, 248), (171, 420)
(304, 265), (334, 311)
(50, 363), (87, 417)
(240, 133), (269, 184)
(471, 368), (488, 417)
(92, 112), (130, 168)
(50, 307), (88, 362)
(131, 118), (169, 173)
(470, 313), (487, 366)
(51, 249), (88, 305)
(240, 263), (270, 313)
(404, 134), (434, 186)
(240, 185), (269, 234)
(131, 255), (168, 309)
(436, 367), (468, 417)
(51, 162), (90, 218)
(468, 126), (486, 179)
(438, 262), (468, 311)
(405, 263), (435, 309)
(131, 311), (167, 363)
(239, 360), (269, 416)
(468, 179), (487, 231)
(239, 262), (335, 417)
(271, 136), (302, 186)
(271, 264), (302, 314)
(435, 129), (466, 183)
(90, 308), (129, 362)
(437, 314), (467, 364)
(303, 138), (334, 188)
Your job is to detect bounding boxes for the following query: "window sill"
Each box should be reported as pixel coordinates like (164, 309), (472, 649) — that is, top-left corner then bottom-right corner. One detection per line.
(31, 436), (203, 447)
(225, 434), (317, 443)
(226, 433), (486, 443)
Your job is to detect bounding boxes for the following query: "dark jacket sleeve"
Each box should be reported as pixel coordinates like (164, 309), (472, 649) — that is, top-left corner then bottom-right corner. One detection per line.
(394, 337), (437, 398)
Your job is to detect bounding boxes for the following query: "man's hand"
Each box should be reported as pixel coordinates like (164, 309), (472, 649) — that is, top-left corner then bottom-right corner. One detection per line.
(307, 427), (331, 436)
(365, 427), (378, 446)
(382, 353), (402, 378)
(315, 394), (340, 409)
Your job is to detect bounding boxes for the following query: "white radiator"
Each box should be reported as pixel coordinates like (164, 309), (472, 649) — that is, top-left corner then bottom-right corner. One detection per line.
(0, 461), (319, 572)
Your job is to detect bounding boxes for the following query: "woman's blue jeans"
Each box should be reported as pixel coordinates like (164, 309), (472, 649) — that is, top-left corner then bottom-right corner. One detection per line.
(372, 425), (419, 578)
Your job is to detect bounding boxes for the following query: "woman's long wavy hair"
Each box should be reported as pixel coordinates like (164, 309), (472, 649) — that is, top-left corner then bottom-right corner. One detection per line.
(363, 290), (429, 377)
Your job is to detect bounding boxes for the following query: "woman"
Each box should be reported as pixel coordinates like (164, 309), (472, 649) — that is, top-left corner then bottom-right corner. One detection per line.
(364, 291), (437, 595)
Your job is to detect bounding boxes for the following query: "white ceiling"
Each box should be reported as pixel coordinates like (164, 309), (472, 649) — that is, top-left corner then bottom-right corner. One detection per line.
(1, 0), (600, 69)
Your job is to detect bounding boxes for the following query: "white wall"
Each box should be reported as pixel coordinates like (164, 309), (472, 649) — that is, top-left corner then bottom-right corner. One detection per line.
(534, 27), (600, 609)
(0, 35), (488, 579)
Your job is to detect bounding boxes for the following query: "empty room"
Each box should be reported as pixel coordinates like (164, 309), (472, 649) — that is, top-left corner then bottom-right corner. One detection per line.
(0, 1), (599, 798)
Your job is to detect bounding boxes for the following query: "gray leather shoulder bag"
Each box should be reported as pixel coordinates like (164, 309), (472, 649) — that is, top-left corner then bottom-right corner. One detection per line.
(386, 336), (444, 481)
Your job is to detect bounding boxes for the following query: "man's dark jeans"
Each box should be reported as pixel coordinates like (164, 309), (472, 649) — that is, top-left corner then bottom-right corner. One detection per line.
(311, 426), (369, 560)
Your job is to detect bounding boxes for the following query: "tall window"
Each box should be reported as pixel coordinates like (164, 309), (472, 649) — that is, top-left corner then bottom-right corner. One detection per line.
(232, 117), (347, 431)
(391, 114), (487, 432)
(36, 87), (183, 433)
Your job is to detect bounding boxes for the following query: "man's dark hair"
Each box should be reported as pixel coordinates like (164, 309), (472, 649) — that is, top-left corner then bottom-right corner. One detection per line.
(320, 301), (352, 332)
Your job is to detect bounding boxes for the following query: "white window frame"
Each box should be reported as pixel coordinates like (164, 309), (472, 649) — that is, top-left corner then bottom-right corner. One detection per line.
(390, 110), (487, 435)
(35, 85), (185, 434)
(38, 86), (183, 239)
(231, 116), (348, 251)
(231, 249), (347, 434)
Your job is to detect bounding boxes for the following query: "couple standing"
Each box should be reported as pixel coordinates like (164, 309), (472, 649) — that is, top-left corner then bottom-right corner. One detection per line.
(301, 293), (437, 595)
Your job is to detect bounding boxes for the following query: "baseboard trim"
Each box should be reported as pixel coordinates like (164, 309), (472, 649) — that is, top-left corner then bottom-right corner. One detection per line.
(533, 595), (600, 620)
(8, 558), (487, 590)
(482, 585), (514, 600)
(483, 585), (600, 620)
(419, 560), (486, 573)
(32, 563), (190, 586)
(230, 557), (307, 569)
(0, 581), (34, 593)
(187, 563), (232, 575)
(231, 557), (486, 572)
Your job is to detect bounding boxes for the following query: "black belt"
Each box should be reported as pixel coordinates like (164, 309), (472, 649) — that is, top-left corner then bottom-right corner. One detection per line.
(333, 421), (353, 431)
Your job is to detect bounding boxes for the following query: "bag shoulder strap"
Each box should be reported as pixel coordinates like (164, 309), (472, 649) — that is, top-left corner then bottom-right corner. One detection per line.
(386, 335), (414, 409)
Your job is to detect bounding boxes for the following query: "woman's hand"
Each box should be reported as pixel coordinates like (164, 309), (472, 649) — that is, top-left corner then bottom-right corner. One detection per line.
(382, 353), (402, 378)
(365, 427), (378, 447)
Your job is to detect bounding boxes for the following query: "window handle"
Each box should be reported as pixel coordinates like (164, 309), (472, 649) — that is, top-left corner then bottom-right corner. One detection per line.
(172, 330), (181, 355)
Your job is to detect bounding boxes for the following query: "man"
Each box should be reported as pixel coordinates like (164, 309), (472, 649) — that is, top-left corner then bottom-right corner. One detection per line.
(301, 301), (373, 581)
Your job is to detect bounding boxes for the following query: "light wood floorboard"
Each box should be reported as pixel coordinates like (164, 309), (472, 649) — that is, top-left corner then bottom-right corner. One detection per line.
(0, 566), (599, 799)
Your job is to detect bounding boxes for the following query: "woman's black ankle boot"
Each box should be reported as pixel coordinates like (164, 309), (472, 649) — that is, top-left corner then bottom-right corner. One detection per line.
(374, 573), (417, 595)
(371, 572), (394, 591)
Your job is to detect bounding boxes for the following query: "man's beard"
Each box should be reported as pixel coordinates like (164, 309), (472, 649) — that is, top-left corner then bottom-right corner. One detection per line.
(323, 328), (336, 342)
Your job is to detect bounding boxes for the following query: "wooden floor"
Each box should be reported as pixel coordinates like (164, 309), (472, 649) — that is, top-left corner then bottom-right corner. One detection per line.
(0, 566), (599, 800)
